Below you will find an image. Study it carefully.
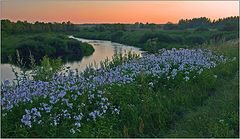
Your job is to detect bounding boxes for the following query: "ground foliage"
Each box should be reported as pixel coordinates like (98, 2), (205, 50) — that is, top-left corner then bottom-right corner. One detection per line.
(1, 41), (238, 137)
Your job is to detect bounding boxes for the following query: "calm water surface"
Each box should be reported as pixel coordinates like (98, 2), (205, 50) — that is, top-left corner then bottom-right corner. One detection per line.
(1, 36), (143, 82)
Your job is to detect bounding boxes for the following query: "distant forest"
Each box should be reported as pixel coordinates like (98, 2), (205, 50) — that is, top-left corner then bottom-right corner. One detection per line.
(1, 16), (239, 34)
(1, 20), (78, 34)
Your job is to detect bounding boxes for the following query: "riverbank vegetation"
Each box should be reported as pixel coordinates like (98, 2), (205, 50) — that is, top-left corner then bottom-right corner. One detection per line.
(73, 16), (239, 52)
(1, 20), (94, 66)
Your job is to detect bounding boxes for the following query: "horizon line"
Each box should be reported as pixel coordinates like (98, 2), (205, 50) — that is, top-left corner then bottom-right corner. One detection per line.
(2, 15), (239, 25)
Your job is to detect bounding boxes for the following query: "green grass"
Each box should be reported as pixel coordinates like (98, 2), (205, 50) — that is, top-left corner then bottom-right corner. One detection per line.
(164, 40), (239, 138)
(166, 72), (239, 137)
(81, 42), (238, 137)
(1, 40), (239, 138)
(80, 41), (239, 137)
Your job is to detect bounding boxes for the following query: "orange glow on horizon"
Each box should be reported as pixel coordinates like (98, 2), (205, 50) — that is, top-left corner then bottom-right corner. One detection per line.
(1, 1), (239, 24)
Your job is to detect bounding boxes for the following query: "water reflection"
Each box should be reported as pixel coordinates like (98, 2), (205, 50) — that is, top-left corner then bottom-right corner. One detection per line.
(1, 64), (21, 82)
(1, 36), (143, 82)
(65, 36), (143, 72)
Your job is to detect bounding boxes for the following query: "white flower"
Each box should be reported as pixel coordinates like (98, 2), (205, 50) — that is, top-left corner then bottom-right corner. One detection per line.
(219, 119), (224, 123)
(149, 82), (154, 86)
(70, 128), (76, 134)
(184, 76), (190, 82)
(75, 122), (81, 127)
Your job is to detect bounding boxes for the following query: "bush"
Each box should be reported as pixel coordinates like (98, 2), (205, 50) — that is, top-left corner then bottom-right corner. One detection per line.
(185, 35), (205, 45)
(195, 27), (210, 32)
(2, 33), (94, 66)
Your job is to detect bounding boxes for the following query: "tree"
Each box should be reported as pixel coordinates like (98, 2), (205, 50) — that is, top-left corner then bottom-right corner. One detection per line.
(149, 23), (158, 31)
(178, 17), (211, 28)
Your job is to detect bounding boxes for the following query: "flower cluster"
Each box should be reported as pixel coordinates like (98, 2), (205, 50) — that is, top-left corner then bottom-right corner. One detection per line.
(1, 48), (234, 134)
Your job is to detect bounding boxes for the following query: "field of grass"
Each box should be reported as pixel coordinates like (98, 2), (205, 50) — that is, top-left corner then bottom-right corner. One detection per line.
(166, 41), (239, 137)
(1, 39), (238, 137)
(167, 72), (238, 137)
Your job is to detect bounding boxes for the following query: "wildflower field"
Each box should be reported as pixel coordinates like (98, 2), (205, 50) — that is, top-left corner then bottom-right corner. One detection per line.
(1, 41), (239, 137)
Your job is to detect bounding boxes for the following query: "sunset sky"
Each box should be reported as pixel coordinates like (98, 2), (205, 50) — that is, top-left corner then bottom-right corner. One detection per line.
(1, 1), (239, 24)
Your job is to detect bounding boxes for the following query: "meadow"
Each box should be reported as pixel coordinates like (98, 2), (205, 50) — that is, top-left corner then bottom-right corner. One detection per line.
(1, 16), (239, 137)
(1, 40), (239, 137)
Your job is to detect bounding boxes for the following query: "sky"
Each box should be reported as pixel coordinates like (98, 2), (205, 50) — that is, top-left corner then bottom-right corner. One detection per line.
(1, 1), (239, 24)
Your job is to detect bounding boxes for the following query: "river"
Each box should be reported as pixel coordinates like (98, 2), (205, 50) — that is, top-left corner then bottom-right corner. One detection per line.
(1, 36), (143, 82)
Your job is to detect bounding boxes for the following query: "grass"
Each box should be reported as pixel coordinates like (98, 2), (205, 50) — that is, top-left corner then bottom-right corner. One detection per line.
(165, 40), (239, 138)
(1, 40), (239, 138)
(167, 72), (239, 137)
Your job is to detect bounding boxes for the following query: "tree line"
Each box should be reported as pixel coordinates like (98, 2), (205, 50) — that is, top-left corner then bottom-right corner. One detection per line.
(132, 16), (239, 31)
(167, 16), (239, 31)
(2, 16), (239, 34)
(84, 16), (239, 32)
(1, 19), (78, 34)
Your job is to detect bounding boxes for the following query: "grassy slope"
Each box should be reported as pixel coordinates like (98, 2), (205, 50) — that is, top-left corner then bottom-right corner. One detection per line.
(165, 41), (239, 138)
(167, 72), (239, 137)
(78, 42), (239, 138)
(1, 38), (238, 138)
